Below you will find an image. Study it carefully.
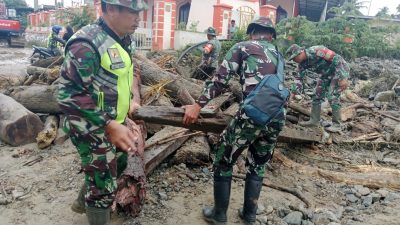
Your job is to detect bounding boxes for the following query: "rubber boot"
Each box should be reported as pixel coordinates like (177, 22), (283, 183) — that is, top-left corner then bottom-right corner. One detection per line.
(299, 104), (321, 127)
(71, 183), (86, 214)
(86, 206), (111, 225)
(326, 108), (342, 133)
(238, 173), (264, 225)
(202, 176), (232, 225)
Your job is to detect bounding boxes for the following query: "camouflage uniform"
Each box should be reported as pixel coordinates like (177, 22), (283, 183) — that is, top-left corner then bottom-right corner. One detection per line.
(58, 18), (136, 209)
(202, 38), (221, 69)
(196, 27), (221, 80)
(290, 45), (350, 111)
(197, 39), (285, 178)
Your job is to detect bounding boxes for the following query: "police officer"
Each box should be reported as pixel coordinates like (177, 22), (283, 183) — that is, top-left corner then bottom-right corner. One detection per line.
(183, 17), (285, 225)
(195, 27), (221, 80)
(47, 25), (65, 55)
(57, 0), (147, 224)
(286, 44), (350, 132)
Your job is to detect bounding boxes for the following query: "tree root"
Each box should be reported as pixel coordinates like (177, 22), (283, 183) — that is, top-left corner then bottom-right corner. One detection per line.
(232, 174), (314, 209)
(274, 150), (400, 190)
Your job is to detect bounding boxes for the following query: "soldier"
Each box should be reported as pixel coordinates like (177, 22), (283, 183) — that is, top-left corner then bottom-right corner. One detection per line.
(47, 25), (66, 56)
(195, 27), (221, 80)
(183, 17), (285, 225)
(286, 44), (350, 132)
(57, 0), (147, 224)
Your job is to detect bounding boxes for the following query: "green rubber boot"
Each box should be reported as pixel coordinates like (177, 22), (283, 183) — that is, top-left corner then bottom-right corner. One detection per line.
(202, 176), (231, 225)
(71, 183), (86, 214)
(299, 104), (321, 127)
(326, 108), (342, 133)
(86, 206), (111, 225)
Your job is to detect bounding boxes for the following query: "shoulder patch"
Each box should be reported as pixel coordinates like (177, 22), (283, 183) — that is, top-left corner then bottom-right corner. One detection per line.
(107, 48), (125, 69)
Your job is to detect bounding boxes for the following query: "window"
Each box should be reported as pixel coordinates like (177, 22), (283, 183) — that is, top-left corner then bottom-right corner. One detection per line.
(178, 3), (190, 25)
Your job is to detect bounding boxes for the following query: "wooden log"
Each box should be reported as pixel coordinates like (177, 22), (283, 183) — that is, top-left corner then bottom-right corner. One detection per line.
(0, 73), (27, 89)
(7, 85), (60, 114)
(288, 102), (311, 117)
(203, 92), (234, 112)
(26, 66), (60, 84)
(144, 126), (190, 174)
(0, 94), (44, 146)
(36, 115), (59, 149)
(31, 56), (64, 68)
(172, 134), (210, 166)
(134, 54), (203, 100)
(131, 106), (324, 143)
(177, 87), (195, 105)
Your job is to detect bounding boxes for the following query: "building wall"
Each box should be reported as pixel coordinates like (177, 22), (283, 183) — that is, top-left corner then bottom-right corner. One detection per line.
(264, 0), (297, 17)
(174, 30), (206, 49)
(187, 0), (214, 33)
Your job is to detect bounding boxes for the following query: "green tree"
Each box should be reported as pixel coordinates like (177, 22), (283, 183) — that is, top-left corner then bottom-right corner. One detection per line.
(329, 0), (366, 17)
(376, 7), (390, 18)
(4, 0), (27, 8)
(58, 6), (95, 30)
(396, 4), (400, 15)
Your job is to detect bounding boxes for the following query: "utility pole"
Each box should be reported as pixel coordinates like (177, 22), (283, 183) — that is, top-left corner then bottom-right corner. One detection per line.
(367, 0), (372, 16)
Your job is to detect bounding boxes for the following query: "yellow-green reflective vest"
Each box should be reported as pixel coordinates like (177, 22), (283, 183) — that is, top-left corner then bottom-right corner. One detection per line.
(65, 23), (134, 124)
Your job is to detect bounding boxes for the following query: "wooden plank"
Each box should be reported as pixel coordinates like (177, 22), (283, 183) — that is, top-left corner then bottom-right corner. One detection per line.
(144, 126), (190, 174)
(131, 106), (324, 144)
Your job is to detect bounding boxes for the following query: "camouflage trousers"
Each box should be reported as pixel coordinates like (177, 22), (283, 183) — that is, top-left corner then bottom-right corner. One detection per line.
(213, 107), (285, 178)
(69, 129), (127, 208)
(313, 59), (350, 111)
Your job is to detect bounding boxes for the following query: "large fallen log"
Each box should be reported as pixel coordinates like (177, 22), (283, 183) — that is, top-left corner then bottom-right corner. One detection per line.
(0, 73), (27, 89)
(31, 56), (64, 68)
(144, 126), (190, 174)
(134, 54), (203, 100)
(36, 115), (59, 149)
(0, 94), (44, 146)
(7, 85), (60, 113)
(26, 66), (60, 84)
(130, 106), (324, 143)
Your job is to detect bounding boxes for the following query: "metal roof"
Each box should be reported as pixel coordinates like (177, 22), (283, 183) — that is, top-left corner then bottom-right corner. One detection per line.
(299, 0), (345, 21)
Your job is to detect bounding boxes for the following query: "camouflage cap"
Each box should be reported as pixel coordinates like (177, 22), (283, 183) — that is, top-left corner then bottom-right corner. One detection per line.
(286, 44), (305, 61)
(246, 16), (276, 39)
(102, 0), (148, 12)
(206, 27), (217, 36)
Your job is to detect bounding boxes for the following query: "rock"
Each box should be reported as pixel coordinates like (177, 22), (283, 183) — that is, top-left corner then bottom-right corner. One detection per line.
(354, 185), (370, 196)
(384, 192), (400, 202)
(257, 203), (266, 215)
(376, 189), (389, 198)
(278, 208), (292, 218)
(381, 158), (400, 166)
(374, 90), (396, 102)
(158, 191), (168, 200)
(294, 95), (303, 100)
(301, 220), (314, 225)
(362, 195), (373, 207)
(266, 205), (274, 214)
(393, 125), (400, 142)
(12, 190), (24, 199)
(283, 211), (303, 225)
(370, 193), (381, 203)
(352, 216), (364, 222)
(258, 215), (269, 224)
(344, 206), (356, 213)
(346, 194), (359, 203)
(327, 223), (341, 225)
(312, 209), (339, 225)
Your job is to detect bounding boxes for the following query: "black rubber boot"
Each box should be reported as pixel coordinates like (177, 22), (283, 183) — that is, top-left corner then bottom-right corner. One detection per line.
(202, 176), (232, 225)
(71, 183), (86, 214)
(238, 173), (264, 225)
(86, 206), (111, 225)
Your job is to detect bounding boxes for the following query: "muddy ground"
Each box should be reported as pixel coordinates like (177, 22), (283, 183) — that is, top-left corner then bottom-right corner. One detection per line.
(0, 48), (399, 225)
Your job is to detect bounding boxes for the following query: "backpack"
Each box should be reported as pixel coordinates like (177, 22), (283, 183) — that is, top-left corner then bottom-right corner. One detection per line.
(243, 52), (289, 126)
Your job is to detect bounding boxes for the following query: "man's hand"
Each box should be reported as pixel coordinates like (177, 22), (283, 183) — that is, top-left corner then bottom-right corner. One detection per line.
(105, 120), (136, 152)
(338, 79), (349, 92)
(183, 103), (202, 125)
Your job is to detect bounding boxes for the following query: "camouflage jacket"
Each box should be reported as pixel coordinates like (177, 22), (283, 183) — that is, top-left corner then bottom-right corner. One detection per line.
(197, 39), (279, 107)
(292, 45), (349, 94)
(58, 18), (135, 135)
(202, 38), (221, 68)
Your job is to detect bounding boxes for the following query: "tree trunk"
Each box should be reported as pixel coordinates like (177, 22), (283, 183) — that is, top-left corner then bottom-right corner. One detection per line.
(130, 106), (324, 143)
(134, 54), (203, 100)
(0, 73), (27, 89)
(36, 115), (59, 149)
(31, 56), (64, 68)
(26, 66), (60, 84)
(0, 94), (44, 146)
(7, 85), (60, 114)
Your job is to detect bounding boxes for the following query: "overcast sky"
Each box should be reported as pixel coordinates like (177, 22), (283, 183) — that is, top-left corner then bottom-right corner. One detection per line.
(25, 0), (400, 16)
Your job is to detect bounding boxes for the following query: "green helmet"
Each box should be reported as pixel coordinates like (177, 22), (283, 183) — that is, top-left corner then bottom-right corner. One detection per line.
(102, 0), (148, 12)
(286, 44), (305, 61)
(206, 27), (217, 36)
(246, 16), (276, 39)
